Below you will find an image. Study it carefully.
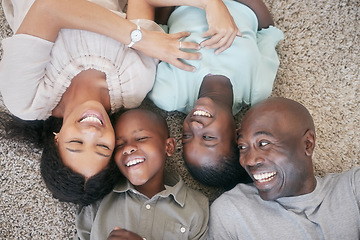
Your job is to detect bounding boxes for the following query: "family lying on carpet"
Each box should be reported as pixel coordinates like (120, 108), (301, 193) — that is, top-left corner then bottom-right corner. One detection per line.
(0, 0), (359, 239)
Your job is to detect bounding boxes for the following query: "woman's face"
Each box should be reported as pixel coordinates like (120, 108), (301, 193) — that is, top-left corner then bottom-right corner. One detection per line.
(55, 101), (115, 178)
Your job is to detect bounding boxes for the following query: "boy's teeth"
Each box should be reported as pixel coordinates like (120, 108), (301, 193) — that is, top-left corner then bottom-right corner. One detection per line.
(193, 110), (211, 117)
(80, 115), (103, 125)
(253, 172), (277, 183)
(126, 158), (144, 167)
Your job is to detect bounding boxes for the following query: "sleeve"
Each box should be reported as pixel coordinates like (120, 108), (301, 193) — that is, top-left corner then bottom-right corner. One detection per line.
(74, 201), (101, 240)
(350, 167), (360, 205)
(188, 193), (209, 240)
(2, 0), (36, 33)
(250, 26), (284, 105)
(207, 198), (236, 240)
(0, 34), (53, 120)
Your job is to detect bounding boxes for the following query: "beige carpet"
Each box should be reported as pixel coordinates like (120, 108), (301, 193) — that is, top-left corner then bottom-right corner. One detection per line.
(1, 0), (359, 239)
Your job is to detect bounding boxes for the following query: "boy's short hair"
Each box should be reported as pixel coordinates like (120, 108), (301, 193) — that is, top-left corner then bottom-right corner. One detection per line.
(184, 141), (251, 190)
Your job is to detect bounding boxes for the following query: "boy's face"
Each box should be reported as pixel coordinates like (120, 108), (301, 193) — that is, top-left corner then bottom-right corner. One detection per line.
(114, 110), (172, 187)
(182, 97), (236, 168)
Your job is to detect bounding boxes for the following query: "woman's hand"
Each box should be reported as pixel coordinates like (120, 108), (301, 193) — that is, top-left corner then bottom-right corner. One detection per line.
(107, 227), (143, 240)
(201, 0), (241, 55)
(134, 30), (202, 72)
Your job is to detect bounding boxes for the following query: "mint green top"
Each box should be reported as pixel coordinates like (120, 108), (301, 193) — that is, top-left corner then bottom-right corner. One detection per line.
(148, 0), (284, 114)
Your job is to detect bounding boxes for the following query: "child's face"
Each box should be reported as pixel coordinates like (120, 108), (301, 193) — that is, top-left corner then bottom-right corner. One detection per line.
(114, 109), (172, 187)
(182, 97), (236, 168)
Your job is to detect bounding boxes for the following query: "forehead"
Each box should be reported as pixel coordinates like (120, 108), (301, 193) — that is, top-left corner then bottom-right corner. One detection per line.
(115, 111), (163, 134)
(239, 108), (285, 138)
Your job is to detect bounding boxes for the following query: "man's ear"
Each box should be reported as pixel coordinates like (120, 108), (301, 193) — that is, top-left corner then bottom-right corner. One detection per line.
(304, 129), (316, 156)
(165, 137), (176, 157)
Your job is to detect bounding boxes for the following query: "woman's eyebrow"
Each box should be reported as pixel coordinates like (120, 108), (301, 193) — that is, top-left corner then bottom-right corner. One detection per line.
(66, 148), (82, 153)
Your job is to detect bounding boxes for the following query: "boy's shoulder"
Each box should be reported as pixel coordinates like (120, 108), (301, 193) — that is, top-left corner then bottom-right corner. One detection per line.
(164, 172), (209, 206)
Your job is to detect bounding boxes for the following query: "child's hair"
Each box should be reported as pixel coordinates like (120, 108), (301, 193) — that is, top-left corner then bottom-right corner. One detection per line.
(0, 113), (122, 206)
(184, 141), (251, 190)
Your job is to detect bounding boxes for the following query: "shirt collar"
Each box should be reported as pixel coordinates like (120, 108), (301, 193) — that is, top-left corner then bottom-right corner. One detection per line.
(112, 171), (187, 207)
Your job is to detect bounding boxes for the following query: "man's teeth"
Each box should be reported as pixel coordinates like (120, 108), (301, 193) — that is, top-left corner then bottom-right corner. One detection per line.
(193, 110), (211, 117)
(253, 172), (277, 183)
(80, 115), (103, 125)
(126, 159), (144, 167)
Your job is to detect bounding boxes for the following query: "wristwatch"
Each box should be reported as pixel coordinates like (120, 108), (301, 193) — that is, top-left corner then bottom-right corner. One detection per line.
(128, 25), (142, 48)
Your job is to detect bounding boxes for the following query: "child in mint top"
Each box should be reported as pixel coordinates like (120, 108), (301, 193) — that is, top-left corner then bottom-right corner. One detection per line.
(149, 0), (284, 190)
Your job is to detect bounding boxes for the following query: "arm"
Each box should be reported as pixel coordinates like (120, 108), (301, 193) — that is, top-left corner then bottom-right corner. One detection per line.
(106, 227), (143, 240)
(128, 0), (241, 55)
(233, 0), (274, 29)
(16, 0), (201, 71)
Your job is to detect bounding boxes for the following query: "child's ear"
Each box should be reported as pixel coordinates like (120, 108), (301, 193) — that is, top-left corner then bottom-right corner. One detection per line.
(165, 137), (176, 157)
(304, 129), (316, 157)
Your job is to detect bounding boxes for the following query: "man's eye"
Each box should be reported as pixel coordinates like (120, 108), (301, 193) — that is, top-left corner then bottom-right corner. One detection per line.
(203, 135), (215, 141)
(238, 144), (247, 151)
(259, 141), (270, 147)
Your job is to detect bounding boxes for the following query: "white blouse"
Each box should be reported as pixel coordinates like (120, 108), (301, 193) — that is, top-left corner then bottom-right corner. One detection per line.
(0, 0), (163, 120)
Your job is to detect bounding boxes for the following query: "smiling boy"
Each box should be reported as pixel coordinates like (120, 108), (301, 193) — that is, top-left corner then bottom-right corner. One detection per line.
(207, 97), (360, 239)
(75, 109), (209, 240)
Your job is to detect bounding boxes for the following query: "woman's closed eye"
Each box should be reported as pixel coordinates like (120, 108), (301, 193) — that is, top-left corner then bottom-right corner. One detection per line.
(68, 140), (83, 144)
(97, 144), (110, 150)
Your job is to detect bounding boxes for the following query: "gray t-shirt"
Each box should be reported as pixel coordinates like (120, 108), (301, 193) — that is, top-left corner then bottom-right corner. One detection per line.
(208, 167), (360, 240)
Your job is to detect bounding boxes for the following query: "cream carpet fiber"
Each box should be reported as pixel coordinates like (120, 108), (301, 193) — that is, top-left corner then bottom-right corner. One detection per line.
(0, 1), (359, 239)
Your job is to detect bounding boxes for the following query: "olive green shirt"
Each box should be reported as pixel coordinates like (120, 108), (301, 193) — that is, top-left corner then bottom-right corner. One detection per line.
(75, 173), (209, 240)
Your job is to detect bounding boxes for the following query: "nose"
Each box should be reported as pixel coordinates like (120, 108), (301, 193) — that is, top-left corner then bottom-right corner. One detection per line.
(189, 121), (203, 130)
(242, 149), (265, 168)
(123, 145), (137, 155)
(82, 125), (102, 135)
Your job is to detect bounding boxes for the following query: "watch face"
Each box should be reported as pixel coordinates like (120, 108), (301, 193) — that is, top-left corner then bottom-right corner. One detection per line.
(131, 29), (142, 42)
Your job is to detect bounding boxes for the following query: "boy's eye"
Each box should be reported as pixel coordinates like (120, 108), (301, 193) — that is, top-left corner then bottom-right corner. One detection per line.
(137, 136), (149, 141)
(69, 140), (82, 144)
(115, 143), (124, 150)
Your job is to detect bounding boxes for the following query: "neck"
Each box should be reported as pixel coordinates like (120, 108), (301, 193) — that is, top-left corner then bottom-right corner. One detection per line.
(135, 175), (165, 199)
(52, 69), (110, 117)
(198, 75), (233, 108)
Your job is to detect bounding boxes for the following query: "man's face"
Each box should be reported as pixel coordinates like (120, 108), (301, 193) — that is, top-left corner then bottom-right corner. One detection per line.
(237, 107), (313, 200)
(182, 97), (236, 168)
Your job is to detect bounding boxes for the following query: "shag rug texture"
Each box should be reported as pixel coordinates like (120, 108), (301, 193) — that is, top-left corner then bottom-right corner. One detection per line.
(0, 0), (359, 239)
